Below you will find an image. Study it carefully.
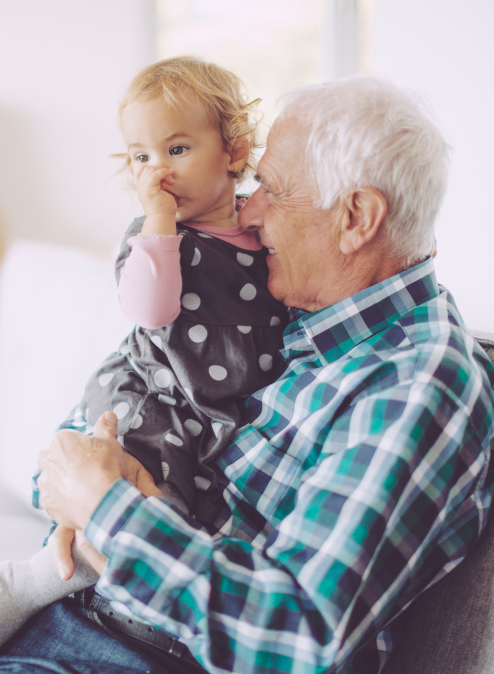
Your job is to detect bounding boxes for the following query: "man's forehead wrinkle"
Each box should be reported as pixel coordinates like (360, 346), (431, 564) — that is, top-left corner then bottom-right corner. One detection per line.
(263, 118), (311, 194)
(256, 154), (284, 193)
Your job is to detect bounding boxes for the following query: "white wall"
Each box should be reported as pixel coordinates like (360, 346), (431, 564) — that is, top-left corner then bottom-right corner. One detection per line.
(374, 0), (494, 332)
(0, 0), (154, 257)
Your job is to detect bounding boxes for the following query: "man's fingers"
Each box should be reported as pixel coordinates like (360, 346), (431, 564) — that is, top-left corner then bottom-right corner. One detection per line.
(92, 411), (119, 441)
(37, 448), (48, 469)
(137, 466), (164, 498)
(50, 526), (76, 581)
(120, 453), (162, 497)
(75, 530), (107, 575)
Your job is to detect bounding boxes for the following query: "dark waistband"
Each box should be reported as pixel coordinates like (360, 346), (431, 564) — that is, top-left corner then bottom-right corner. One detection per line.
(71, 586), (196, 664)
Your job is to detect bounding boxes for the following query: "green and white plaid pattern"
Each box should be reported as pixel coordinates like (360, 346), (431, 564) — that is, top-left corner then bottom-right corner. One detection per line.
(84, 257), (494, 674)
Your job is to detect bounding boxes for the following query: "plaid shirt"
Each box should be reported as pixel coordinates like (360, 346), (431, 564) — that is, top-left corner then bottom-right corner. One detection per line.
(84, 257), (494, 674)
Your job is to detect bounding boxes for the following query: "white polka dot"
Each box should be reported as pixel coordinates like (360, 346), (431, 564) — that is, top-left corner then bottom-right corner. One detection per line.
(270, 316), (281, 327)
(166, 433), (183, 446)
(120, 343), (130, 355)
(129, 359), (138, 372)
(191, 248), (201, 266)
(188, 325), (208, 343)
(212, 422), (222, 437)
(130, 414), (143, 430)
(194, 476), (212, 491)
(158, 394), (176, 405)
(197, 232), (212, 238)
(154, 368), (171, 388)
(99, 372), (114, 387)
(184, 419), (202, 436)
(240, 283), (256, 301)
(237, 325), (252, 334)
(182, 293), (201, 310)
(150, 335), (162, 349)
(259, 354), (273, 372)
(113, 402), (130, 419)
(209, 365), (227, 381)
(237, 252), (254, 266)
(184, 387), (194, 401)
(162, 461), (170, 480)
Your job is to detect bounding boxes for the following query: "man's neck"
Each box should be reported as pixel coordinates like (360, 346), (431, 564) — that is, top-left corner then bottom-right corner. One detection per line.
(299, 250), (411, 314)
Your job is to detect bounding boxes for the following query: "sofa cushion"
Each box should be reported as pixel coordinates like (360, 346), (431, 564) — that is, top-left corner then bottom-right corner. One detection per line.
(0, 241), (132, 510)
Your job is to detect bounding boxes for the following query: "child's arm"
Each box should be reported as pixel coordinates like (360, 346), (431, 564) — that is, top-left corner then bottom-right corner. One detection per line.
(117, 165), (184, 329)
(117, 235), (183, 329)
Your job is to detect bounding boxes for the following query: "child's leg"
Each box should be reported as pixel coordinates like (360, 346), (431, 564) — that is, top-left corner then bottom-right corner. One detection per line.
(0, 539), (99, 647)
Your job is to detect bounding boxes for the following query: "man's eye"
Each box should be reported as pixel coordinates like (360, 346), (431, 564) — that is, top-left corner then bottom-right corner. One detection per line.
(170, 146), (187, 156)
(136, 154), (149, 163)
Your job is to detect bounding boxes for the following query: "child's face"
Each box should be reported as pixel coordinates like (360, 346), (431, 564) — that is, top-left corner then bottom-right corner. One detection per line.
(122, 95), (237, 223)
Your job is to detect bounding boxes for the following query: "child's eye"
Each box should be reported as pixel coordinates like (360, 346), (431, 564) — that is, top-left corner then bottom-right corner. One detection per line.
(136, 154), (149, 163)
(170, 146), (187, 156)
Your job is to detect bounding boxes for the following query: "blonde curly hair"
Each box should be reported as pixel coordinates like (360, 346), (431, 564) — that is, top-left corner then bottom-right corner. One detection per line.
(117, 56), (261, 182)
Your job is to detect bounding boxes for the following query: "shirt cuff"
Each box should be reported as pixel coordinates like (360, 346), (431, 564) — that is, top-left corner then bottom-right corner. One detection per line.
(84, 478), (145, 558)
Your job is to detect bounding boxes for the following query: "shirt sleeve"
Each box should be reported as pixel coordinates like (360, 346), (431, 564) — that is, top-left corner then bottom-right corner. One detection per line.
(84, 381), (491, 674)
(117, 234), (183, 330)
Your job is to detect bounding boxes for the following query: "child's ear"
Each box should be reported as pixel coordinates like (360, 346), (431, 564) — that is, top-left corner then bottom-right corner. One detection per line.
(227, 137), (250, 175)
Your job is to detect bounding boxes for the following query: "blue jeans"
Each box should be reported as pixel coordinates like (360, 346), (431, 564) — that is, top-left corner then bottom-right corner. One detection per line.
(0, 599), (209, 673)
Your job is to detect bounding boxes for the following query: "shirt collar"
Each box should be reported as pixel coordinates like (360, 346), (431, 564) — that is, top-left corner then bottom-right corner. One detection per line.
(283, 256), (439, 365)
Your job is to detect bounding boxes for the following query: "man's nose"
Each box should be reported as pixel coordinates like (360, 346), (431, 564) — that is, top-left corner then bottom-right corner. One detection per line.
(237, 187), (265, 232)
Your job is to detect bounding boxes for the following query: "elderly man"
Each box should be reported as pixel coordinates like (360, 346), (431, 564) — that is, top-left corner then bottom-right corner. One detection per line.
(1, 76), (493, 674)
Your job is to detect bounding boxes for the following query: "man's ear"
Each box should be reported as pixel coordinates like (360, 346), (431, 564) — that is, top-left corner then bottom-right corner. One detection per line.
(227, 137), (250, 175)
(339, 188), (387, 255)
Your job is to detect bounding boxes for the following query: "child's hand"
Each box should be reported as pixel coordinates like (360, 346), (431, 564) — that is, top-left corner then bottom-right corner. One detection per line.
(136, 166), (177, 219)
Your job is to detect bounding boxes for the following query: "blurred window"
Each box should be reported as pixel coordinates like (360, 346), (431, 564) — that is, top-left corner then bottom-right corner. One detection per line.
(156, 0), (374, 185)
(156, 0), (334, 128)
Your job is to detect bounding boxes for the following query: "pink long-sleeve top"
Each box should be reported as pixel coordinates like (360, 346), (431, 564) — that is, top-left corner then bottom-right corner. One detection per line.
(117, 221), (263, 330)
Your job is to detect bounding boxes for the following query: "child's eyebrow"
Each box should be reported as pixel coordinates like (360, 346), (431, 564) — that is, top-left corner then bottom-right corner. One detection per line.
(165, 132), (194, 142)
(127, 133), (193, 150)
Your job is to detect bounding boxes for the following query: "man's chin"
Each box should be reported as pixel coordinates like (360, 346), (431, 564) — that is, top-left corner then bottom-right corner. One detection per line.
(267, 276), (288, 305)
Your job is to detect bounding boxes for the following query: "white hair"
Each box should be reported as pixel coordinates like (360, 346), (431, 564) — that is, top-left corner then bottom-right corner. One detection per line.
(277, 76), (451, 266)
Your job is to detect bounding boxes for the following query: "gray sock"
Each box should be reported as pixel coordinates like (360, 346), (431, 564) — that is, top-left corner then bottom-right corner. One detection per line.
(0, 540), (99, 646)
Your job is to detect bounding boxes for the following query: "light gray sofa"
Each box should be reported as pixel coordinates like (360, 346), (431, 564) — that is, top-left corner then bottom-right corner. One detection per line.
(383, 335), (494, 674)
(0, 240), (132, 561)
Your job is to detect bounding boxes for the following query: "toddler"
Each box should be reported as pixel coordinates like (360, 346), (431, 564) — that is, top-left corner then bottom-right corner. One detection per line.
(0, 56), (288, 645)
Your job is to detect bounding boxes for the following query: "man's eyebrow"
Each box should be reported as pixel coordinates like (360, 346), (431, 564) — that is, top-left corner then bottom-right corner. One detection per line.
(253, 173), (274, 191)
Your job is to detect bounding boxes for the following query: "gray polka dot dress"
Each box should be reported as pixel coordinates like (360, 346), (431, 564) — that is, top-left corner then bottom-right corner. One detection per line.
(79, 215), (288, 523)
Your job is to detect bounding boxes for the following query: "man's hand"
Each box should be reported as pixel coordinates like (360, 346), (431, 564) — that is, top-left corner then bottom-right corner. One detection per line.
(121, 451), (164, 499)
(51, 524), (109, 579)
(51, 524), (77, 580)
(37, 412), (125, 530)
(75, 529), (108, 576)
(45, 413), (162, 579)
